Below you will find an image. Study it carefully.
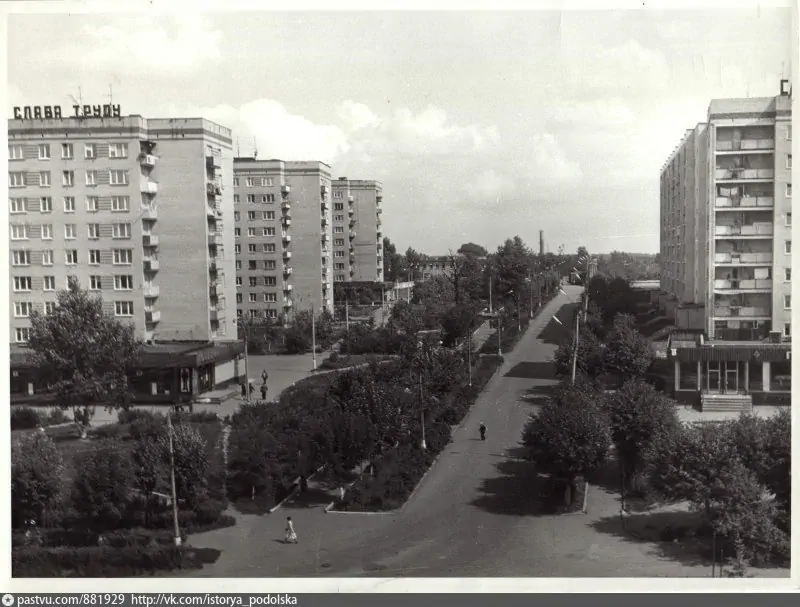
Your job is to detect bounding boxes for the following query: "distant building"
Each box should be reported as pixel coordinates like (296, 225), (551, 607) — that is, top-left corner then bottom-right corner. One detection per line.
(330, 177), (383, 283)
(233, 158), (334, 321)
(659, 83), (792, 411)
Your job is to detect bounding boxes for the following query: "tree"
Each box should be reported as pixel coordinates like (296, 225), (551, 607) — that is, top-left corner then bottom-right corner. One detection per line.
(553, 324), (607, 380)
(522, 384), (611, 504)
(72, 438), (135, 530)
(227, 415), (285, 504)
(493, 236), (532, 298)
(405, 247), (427, 282)
(388, 300), (423, 335)
(603, 314), (654, 382)
(131, 436), (165, 527)
(762, 409), (791, 513)
(457, 242), (488, 258)
(383, 237), (408, 282)
(440, 303), (478, 347)
(11, 432), (65, 529)
(27, 279), (142, 437)
(443, 250), (470, 303)
(158, 421), (209, 508)
(605, 379), (681, 495)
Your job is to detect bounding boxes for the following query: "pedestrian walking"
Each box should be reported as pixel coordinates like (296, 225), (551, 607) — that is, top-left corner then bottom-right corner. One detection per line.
(240, 382), (247, 398)
(261, 369), (268, 384)
(248, 382), (255, 397)
(260, 383), (267, 401)
(338, 485), (345, 502)
(479, 422), (486, 441)
(285, 516), (298, 544)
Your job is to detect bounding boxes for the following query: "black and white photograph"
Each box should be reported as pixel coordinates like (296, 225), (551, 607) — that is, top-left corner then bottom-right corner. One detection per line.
(3, 0), (795, 587)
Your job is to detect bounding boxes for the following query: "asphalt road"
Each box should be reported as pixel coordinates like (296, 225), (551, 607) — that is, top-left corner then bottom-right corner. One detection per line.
(237, 284), (584, 577)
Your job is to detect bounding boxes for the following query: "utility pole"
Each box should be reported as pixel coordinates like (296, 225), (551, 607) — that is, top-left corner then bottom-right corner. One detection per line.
(467, 321), (473, 387)
(311, 303), (317, 370)
(167, 411), (181, 547)
(570, 309), (581, 385)
(380, 282), (385, 326)
(488, 274), (493, 314)
(243, 320), (251, 403)
(345, 299), (350, 335)
(497, 316), (502, 356)
(419, 373), (426, 451)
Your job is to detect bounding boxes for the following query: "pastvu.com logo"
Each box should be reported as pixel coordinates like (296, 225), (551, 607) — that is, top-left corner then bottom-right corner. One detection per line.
(2, 594), (15, 606)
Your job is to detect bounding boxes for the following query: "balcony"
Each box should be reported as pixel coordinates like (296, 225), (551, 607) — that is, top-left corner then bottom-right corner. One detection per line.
(349, 219), (356, 228)
(376, 195), (382, 202)
(283, 284), (293, 292)
(321, 216), (328, 225)
(209, 261), (218, 274)
(209, 283), (217, 298)
(145, 309), (161, 323)
(206, 205), (216, 218)
(140, 154), (157, 168)
(377, 208), (383, 215)
(208, 233), (222, 247)
(210, 308), (218, 322)
(321, 184), (329, 197)
(716, 326), (770, 341)
(281, 185), (291, 196)
(143, 284), (159, 298)
(144, 258), (160, 272)
(320, 201), (328, 211)
(714, 224), (773, 238)
(377, 230), (382, 239)
(714, 252), (773, 265)
(141, 181), (158, 195)
(143, 233), (159, 247)
(283, 251), (292, 260)
(282, 217), (292, 227)
(713, 306), (770, 318)
(283, 266), (292, 276)
(141, 205), (158, 220)
(348, 207), (354, 216)
(206, 155), (221, 169)
(282, 233), (291, 243)
(714, 279), (772, 292)
(206, 182), (221, 197)
(281, 201), (291, 211)
(716, 139), (774, 152)
(715, 168), (775, 181)
(283, 299), (293, 308)
(348, 195), (354, 204)
(715, 196), (774, 209)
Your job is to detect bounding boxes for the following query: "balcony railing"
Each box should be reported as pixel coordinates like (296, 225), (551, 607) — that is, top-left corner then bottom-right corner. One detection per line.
(349, 231), (356, 239)
(141, 181), (158, 195)
(715, 196), (774, 209)
(144, 259), (160, 272)
(145, 309), (161, 323)
(282, 233), (291, 243)
(208, 233), (222, 247)
(143, 284), (160, 298)
(714, 224), (773, 237)
(141, 205), (158, 220)
(209, 308), (219, 322)
(713, 306), (770, 317)
(282, 217), (292, 227)
(715, 168), (775, 180)
(283, 251), (292, 259)
(206, 182), (222, 197)
(283, 299), (293, 308)
(715, 326), (770, 341)
(348, 195), (354, 203)
(206, 155), (221, 169)
(140, 154), (158, 168)
(143, 234), (159, 247)
(714, 279), (772, 291)
(716, 139), (775, 152)
(377, 208), (383, 215)
(714, 252), (773, 264)
(283, 266), (292, 276)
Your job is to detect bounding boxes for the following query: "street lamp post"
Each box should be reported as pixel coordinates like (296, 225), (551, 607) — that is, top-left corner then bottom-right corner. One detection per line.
(311, 303), (317, 370)
(570, 307), (581, 385)
(242, 318), (251, 403)
(166, 410), (181, 547)
(419, 371), (426, 451)
(467, 323), (473, 387)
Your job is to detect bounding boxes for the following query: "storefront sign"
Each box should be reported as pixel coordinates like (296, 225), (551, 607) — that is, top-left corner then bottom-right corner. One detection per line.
(12, 104), (122, 120)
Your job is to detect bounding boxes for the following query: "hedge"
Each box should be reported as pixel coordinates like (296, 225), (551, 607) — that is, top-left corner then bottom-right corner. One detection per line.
(12, 544), (221, 577)
(11, 407), (71, 431)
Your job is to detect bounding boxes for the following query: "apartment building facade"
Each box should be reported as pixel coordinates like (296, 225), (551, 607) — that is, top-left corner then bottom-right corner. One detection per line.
(659, 85), (792, 410)
(233, 159), (334, 321)
(330, 177), (384, 283)
(9, 113), (243, 403)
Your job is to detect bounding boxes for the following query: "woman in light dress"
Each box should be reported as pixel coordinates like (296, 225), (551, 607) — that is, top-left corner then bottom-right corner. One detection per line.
(285, 516), (298, 544)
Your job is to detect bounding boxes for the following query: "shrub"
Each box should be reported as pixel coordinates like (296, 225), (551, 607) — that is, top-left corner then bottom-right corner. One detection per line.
(157, 422), (209, 508)
(88, 423), (126, 440)
(45, 408), (70, 426)
(11, 407), (42, 431)
(11, 432), (65, 529)
(12, 545), (221, 577)
(118, 409), (156, 425)
(129, 412), (166, 440)
(71, 439), (135, 531)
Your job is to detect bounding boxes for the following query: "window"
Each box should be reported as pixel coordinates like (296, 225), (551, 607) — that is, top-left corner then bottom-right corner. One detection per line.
(246, 177), (254, 187)
(234, 245), (241, 256)
(266, 309), (278, 319)
(265, 211), (275, 220)
(64, 224), (76, 239)
(785, 240), (792, 254)
(89, 250), (101, 265)
(233, 178), (240, 188)
(112, 223), (131, 239)
(85, 170), (98, 186)
(40, 224), (52, 240)
(87, 224), (100, 239)
(334, 214), (344, 222)
(333, 191), (343, 199)
(42, 250), (54, 266)
(784, 323), (791, 338)
(10, 225), (28, 240)
(235, 260), (242, 270)
(261, 177), (273, 186)
(247, 227), (256, 237)
(265, 277), (277, 287)
(266, 194), (275, 203)
(334, 226), (344, 234)
(89, 276), (103, 290)
(38, 144), (50, 160)
(12, 251), (30, 266)
(61, 143), (73, 159)
(113, 249), (133, 265)
(335, 274), (345, 282)
(785, 268), (792, 282)
(234, 228), (241, 238)
(788, 155), (793, 169)
(13, 276), (32, 292)
(9, 145), (24, 160)
(45, 301), (57, 315)
(109, 143), (128, 158)
(63, 196), (75, 212)
(335, 251), (345, 258)
(334, 262), (345, 270)
(40, 196), (52, 213)
(784, 295), (791, 310)
(14, 302), (33, 318)
(10, 198), (26, 213)
(247, 194), (256, 203)
(334, 203), (344, 211)
(39, 171), (50, 187)
(248, 244), (257, 253)
(9, 172), (25, 187)
(85, 144), (97, 159)
(248, 260), (257, 270)
(109, 169), (129, 185)
(265, 260), (276, 270)
(788, 125), (792, 140)
(248, 211), (257, 220)
(62, 171), (74, 187)
(114, 301), (134, 317)
(111, 196), (130, 212)
(787, 183), (792, 197)
(264, 227), (275, 236)
(43, 276), (55, 291)
(334, 238), (345, 246)
(65, 250), (78, 265)
(786, 212), (792, 227)
(15, 328), (30, 343)
(249, 293), (257, 303)
(235, 277), (243, 287)
(114, 275), (133, 290)
(236, 293), (242, 304)
(249, 277), (257, 287)
(234, 195), (240, 203)
(234, 212), (240, 221)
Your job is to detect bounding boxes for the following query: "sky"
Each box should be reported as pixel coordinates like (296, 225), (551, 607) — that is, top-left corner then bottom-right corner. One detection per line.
(7, 7), (793, 256)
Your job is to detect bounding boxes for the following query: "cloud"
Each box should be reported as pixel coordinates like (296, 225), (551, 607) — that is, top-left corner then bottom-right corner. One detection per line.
(553, 97), (636, 127)
(528, 133), (583, 183)
(463, 169), (516, 207)
(49, 16), (223, 75)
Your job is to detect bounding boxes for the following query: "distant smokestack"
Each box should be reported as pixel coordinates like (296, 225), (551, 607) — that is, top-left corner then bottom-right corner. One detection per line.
(539, 231), (544, 256)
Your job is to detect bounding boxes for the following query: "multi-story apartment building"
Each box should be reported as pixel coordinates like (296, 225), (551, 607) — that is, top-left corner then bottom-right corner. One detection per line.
(330, 177), (384, 283)
(659, 83), (792, 411)
(9, 112), (244, 403)
(233, 159), (334, 321)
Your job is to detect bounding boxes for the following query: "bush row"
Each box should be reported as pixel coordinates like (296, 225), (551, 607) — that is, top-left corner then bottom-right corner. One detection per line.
(11, 407), (70, 431)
